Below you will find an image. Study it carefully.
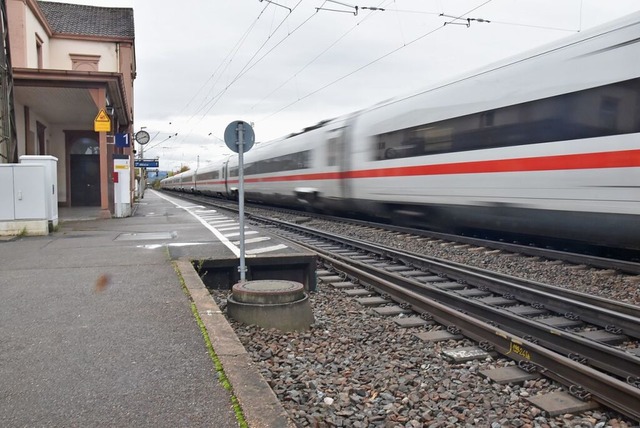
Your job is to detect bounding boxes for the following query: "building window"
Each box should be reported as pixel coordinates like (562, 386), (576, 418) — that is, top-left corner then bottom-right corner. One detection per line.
(70, 137), (99, 155)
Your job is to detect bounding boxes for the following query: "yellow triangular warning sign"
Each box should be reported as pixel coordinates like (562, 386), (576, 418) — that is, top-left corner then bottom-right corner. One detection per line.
(95, 109), (110, 122)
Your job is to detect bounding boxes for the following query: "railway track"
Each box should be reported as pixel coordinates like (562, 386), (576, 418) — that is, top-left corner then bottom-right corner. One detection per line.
(267, 219), (640, 420)
(172, 192), (640, 275)
(166, 192), (640, 421)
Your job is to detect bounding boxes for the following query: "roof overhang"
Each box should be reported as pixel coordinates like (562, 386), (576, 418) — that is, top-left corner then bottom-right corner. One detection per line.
(13, 68), (131, 128)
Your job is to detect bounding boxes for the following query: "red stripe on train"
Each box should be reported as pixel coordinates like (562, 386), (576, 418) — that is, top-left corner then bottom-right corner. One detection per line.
(225, 149), (640, 184)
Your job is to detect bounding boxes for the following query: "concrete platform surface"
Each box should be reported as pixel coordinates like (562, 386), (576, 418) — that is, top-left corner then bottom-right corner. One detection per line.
(0, 190), (295, 427)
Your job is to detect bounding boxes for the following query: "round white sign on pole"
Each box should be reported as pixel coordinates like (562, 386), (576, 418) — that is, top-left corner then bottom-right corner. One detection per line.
(224, 121), (255, 153)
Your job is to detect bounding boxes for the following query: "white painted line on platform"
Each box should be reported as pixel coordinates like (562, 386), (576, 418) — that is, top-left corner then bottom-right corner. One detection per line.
(137, 243), (207, 250)
(224, 230), (259, 238)
(195, 209), (217, 213)
(200, 215), (228, 220)
(175, 205), (205, 209)
(154, 191), (241, 257)
(246, 244), (288, 255)
(209, 220), (236, 225)
(217, 226), (240, 231)
(233, 236), (271, 245)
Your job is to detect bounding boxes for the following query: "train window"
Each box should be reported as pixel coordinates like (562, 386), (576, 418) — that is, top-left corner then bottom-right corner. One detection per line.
(196, 171), (219, 181)
(599, 96), (619, 130)
(327, 127), (345, 166)
(373, 77), (640, 160)
(245, 150), (312, 175)
(481, 111), (495, 127)
(327, 138), (340, 166)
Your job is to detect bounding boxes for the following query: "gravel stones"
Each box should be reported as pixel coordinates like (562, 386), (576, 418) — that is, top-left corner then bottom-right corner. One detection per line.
(212, 284), (635, 427)
(217, 212), (639, 426)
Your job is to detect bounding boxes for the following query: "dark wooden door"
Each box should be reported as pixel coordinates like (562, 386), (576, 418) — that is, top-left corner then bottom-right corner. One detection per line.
(70, 154), (100, 206)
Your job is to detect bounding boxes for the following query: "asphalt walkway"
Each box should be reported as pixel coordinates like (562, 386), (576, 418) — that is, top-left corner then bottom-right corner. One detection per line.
(0, 192), (246, 427)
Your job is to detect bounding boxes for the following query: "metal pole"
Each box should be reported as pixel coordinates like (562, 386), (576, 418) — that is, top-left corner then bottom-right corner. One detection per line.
(237, 122), (246, 282)
(139, 140), (145, 198)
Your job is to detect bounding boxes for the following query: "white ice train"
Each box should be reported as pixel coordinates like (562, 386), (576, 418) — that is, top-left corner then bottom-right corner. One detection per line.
(162, 12), (640, 250)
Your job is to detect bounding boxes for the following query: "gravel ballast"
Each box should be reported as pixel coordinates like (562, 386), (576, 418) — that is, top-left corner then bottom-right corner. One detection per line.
(210, 215), (639, 427)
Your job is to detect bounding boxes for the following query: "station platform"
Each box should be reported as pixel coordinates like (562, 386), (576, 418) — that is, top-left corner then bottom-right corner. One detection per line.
(0, 190), (303, 427)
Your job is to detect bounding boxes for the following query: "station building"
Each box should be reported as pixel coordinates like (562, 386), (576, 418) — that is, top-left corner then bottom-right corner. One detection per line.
(5, 0), (136, 219)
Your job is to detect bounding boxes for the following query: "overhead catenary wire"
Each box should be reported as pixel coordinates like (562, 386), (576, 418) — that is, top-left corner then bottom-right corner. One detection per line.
(246, 0), (385, 114)
(144, 2), (273, 156)
(488, 19), (578, 33)
(260, 0), (292, 12)
(196, 0), (321, 120)
(191, 1), (306, 120)
(155, 0), (589, 169)
(257, 0), (495, 123)
(177, 0), (568, 129)
(179, 2), (271, 120)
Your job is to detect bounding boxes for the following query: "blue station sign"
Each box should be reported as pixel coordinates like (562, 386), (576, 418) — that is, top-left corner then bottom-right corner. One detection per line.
(134, 159), (159, 168)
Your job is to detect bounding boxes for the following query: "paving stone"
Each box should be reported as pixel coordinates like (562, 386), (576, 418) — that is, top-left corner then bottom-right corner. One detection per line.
(356, 296), (390, 306)
(526, 391), (599, 417)
(400, 270), (430, 277)
(506, 305), (549, 317)
(372, 305), (412, 316)
(331, 282), (358, 289)
(350, 256), (378, 262)
(480, 366), (540, 385)
(317, 245), (341, 250)
(477, 296), (519, 307)
(413, 275), (447, 283)
(414, 330), (463, 342)
(394, 316), (433, 328)
(454, 288), (491, 298)
(538, 316), (583, 329)
(335, 251), (361, 256)
(371, 263), (391, 268)
(576, 329), (628, 344)
(384, 265), (412, 272)
(342, 288), (371, 297)
(318, 275), (344, 283)
(433, 281), (465, 290)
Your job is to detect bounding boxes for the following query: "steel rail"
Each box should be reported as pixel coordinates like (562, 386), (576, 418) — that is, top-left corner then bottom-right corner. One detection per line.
(300, 240), (640, 377)
(316, 253), (640, 421)
(168, 192), (640, 274)
(242, 198), (640, 275)
(168, 193), (640, 419)
(276, 221), (640, 337)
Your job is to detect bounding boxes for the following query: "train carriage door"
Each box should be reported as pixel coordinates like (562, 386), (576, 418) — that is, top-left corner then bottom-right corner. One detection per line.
(328, 118), (353, 200)
(222, 162), (227, 196)
(223, 159), (230, 198)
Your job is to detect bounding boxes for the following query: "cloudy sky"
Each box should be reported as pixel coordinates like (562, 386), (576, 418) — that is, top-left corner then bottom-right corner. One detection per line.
(47, 0), (640, 171)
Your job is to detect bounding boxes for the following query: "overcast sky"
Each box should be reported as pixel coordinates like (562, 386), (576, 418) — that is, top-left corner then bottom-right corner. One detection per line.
(46, 0), (640, 171)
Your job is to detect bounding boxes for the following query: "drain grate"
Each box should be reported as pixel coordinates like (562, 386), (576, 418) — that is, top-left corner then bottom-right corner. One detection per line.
(115, 231), (176, 241)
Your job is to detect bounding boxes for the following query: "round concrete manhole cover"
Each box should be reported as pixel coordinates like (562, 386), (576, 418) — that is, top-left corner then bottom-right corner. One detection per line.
(232, 280), (305, 304)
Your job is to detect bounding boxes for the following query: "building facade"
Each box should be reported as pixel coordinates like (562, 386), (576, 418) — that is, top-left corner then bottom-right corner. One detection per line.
(7, 0), (135, 218)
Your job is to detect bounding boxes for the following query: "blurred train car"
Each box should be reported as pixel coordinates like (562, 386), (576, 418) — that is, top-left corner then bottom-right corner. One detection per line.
(162, 12), (640, 250)
(160, 170), (188, 192)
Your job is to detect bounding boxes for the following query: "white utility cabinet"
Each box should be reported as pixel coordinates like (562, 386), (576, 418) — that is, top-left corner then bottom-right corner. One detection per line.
(0, 163), (48, 235)
(0, 167), (15, 221)
(19, 155), (59, 228)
